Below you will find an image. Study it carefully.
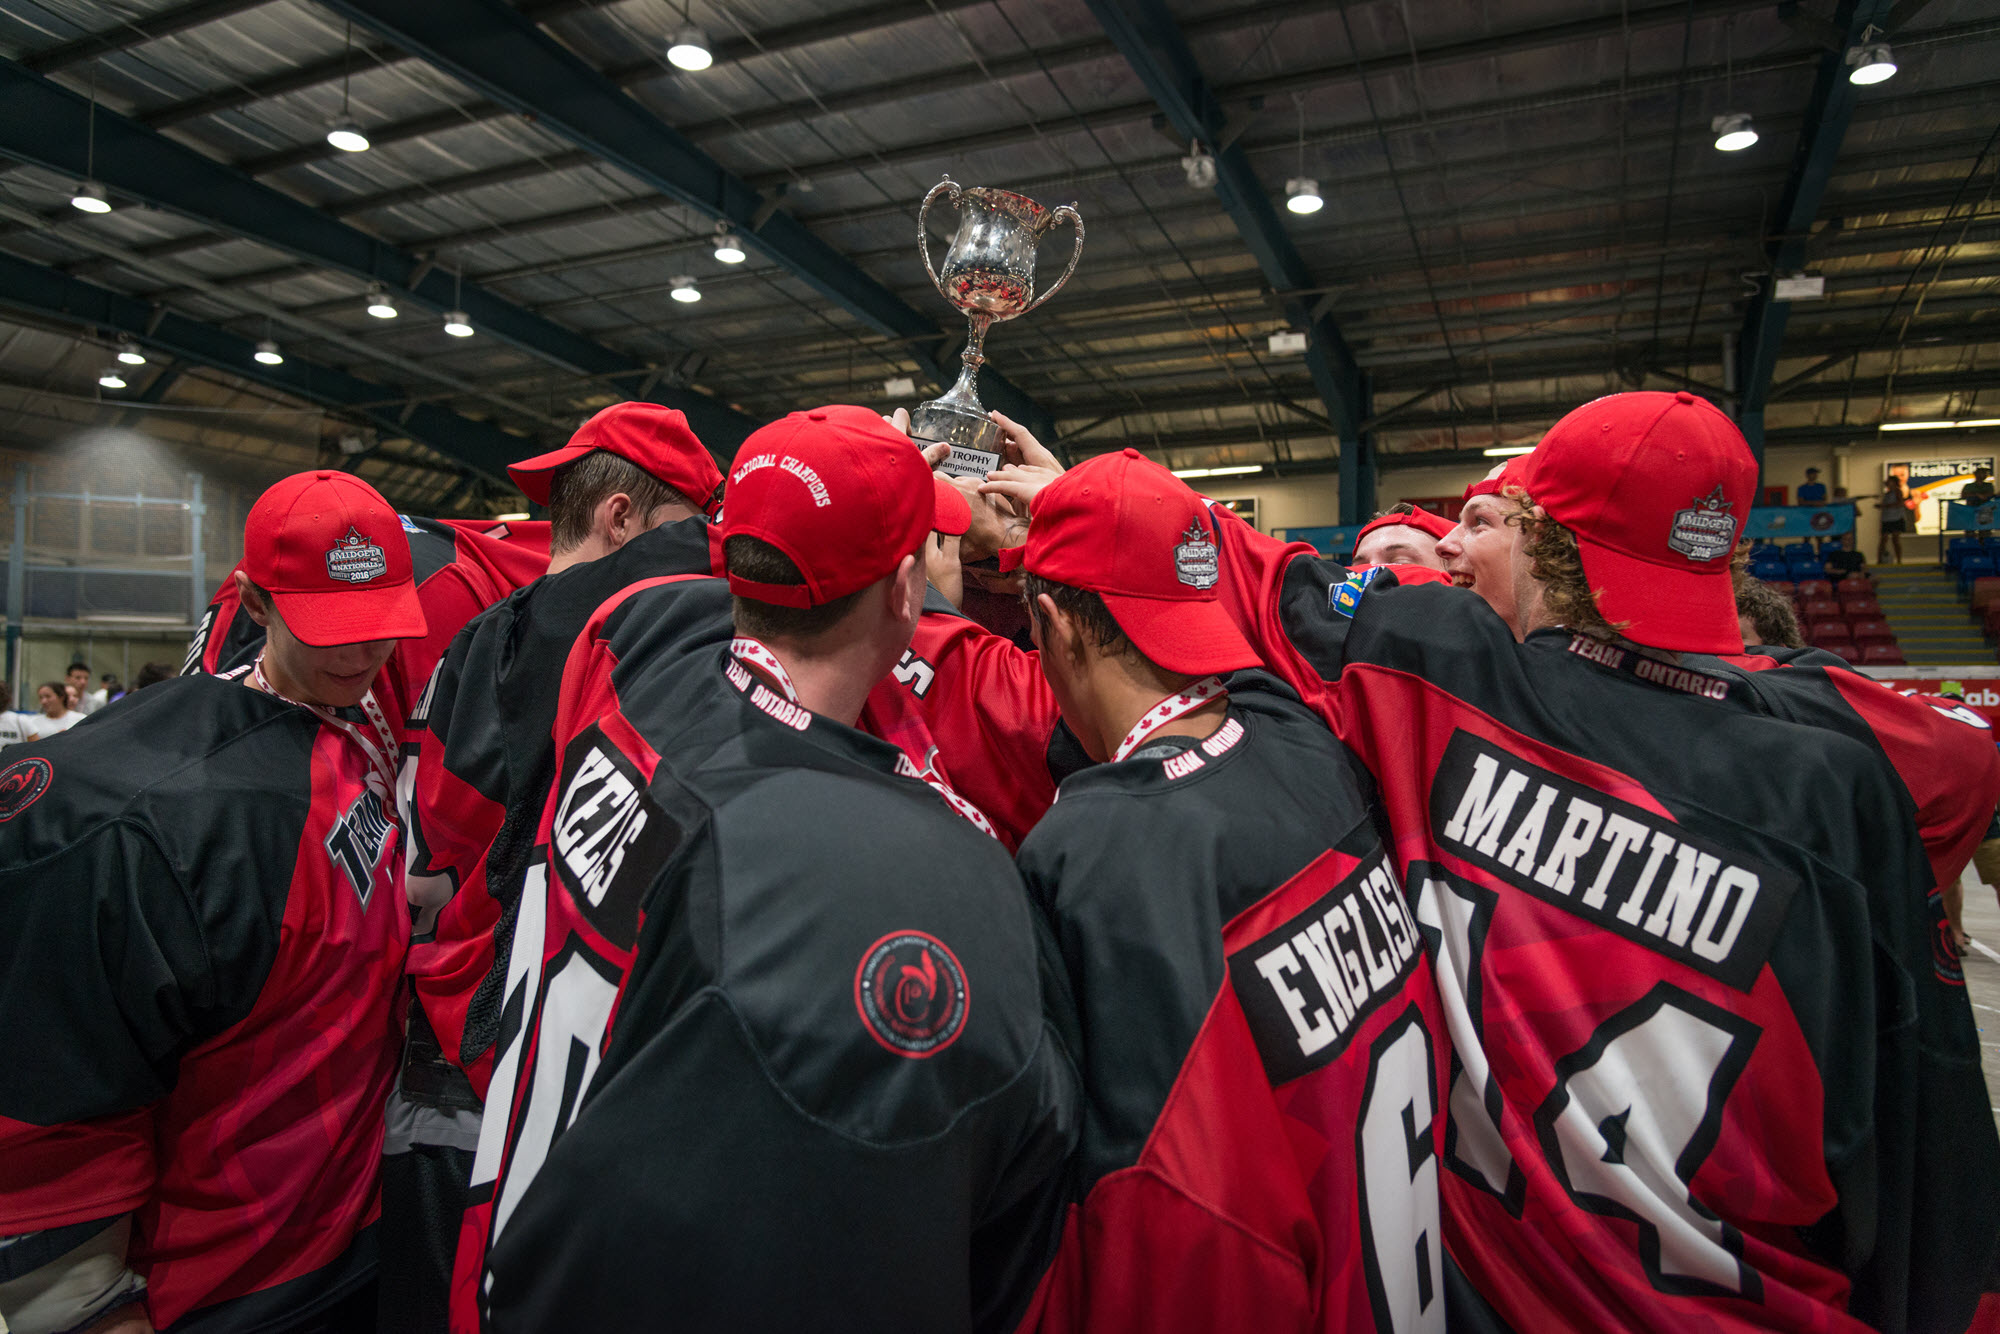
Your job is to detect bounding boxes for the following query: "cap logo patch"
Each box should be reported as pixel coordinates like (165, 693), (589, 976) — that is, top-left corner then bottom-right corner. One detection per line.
(1174, 521), (1219, 588)
(1667, 485), (1737, 562)
(854, 930), (969, 1058)
(324, 526), (389, 584)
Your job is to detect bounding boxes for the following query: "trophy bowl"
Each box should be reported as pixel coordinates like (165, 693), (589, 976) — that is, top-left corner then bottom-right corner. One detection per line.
(907, 178), (1083, 477)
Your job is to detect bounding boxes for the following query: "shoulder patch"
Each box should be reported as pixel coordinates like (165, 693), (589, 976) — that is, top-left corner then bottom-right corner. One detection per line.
(0, 757), (52, 822)
(853, 930), (969, 1058)
(1330, 566), (1383, 618)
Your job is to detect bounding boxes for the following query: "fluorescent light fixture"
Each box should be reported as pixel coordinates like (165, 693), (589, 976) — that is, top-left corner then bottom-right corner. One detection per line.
(365, 286), (398, 319)
(1711, 112), (1758, 152)
(1284, 178), (1323, 214)
(1961, 419), (2000, 428)
(1875, 418), (2000, 431)
(667, 25), (713, 71)
(494, 512), (531, 522)
(1170, 464), (1263, 478)
(97, 367), (126, 389)
(71, 180), (111, 213)
(116, 342), (146, 366)
(1483, 445), (1536, 457)
(1268, 330), (1308, 355)
(442, 310), (474, 337)
(713, 232), (746, 264)
(883, 376), (916, 397)
(254, 339), (284, 365)
(326, 121), (370, 153)
(1848, 42), (1895, 85)
(1773, 274), (1826, 301)
(670, 275), (701, 303)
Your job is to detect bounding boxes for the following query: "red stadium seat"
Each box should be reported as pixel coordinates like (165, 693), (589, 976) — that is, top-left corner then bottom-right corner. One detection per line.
(1808, 621), (1853, 645)
(1839, 596), (1881, 618)
(1973, 577), (2000, 613)
(1801, 598), (1841, 620)
(1849, 619), (1896, 646)
(1860, 643), (1906, 665)
(1835, 574), (1872, 595)
(1765, 580), (1796, 598)
(1827, 643), (1863, 664)
(1794, 579), (1834, 601)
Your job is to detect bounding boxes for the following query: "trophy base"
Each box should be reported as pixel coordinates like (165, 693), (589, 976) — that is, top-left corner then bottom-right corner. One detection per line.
(909, 399), (1001, 479)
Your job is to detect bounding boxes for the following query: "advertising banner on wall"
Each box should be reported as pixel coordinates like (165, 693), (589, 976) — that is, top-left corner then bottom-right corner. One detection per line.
(1860, 668), (2000, 730)
(1742, 503), (1856, 541)
(1886, 457), (1995, 534)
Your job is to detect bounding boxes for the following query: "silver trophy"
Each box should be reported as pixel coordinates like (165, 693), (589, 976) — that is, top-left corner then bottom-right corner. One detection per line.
(909, 178), (1084, 479)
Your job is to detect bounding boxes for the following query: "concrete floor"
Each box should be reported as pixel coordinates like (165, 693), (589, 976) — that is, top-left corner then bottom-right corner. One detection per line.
(1956, 875), (2000, 1126)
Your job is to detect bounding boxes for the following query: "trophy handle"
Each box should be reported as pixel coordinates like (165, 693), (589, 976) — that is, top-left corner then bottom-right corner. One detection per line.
(1022, 204), (1085, 316)
(917, 178), (961, 304)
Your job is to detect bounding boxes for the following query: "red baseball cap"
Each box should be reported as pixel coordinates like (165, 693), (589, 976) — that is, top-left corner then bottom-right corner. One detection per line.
(998, 449), (1261, 676)
(722, 405), (971, 608)
(508, 402), (725, 516)
(1463, 453), (1534, 503)
(1357, 505), (1456, 546)
(1525, 390), (1752, 654)
(243, 471), (427, 647)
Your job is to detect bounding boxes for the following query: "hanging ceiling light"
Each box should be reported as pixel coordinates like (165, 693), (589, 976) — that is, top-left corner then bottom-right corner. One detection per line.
(667, 25), (713, 71)
(71, 180), (111, 214)
(713, 227), (746, 263)
(443, 310), (474, 337)
(670, 274), (702, 303)
(1182, 143), (1217, 190)
(365, 285), (398, 319)
(1848, 41), (1896, 84)
(1711, 112), (1758, 152)
(1285, 178), (1323, 214)
(326, 121), (370, 153)
(254, 339), (284, 365)
(73, 71), (112, 213)
(97, 366), (127, 390)
(116, 341), (146, 366)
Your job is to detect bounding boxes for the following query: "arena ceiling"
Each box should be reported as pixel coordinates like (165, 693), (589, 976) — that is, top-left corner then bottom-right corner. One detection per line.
(0, 0), (1993, 516)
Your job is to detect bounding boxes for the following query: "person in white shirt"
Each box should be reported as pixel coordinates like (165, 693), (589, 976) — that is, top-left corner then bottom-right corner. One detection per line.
(24, 681), (85, 739)
(66, 662), (101, 714)
(0, 684), (30, 748)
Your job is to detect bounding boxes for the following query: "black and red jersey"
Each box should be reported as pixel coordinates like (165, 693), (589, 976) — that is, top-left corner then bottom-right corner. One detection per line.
(455, 586), (1079, 1332)
(0, 674), (407, 1331)
(401, 517), (717, 1095)
(186, 515), (549, 734)
(1208, 535), (2000, 1333)
(1016, 671), (1447, 1333)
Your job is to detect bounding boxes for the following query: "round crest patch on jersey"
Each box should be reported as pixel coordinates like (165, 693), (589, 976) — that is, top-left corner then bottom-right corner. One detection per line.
(0, 757), (52, 822)
(854, 930), (969, 1058)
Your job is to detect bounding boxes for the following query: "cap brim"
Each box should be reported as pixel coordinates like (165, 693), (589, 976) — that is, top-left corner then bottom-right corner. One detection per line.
(1574, 537), (1743, 655)
(1100, 591), (1263, 677)
(997, 544), (1026, 572)
(932, 476), (971, 537)
(272, 580), (428, 648)
(506, 444), (590, 505)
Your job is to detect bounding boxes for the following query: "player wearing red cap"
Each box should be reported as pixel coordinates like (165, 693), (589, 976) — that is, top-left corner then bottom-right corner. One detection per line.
(458, 406), (1078, 1333)
(1352, 503), (1455, 569)
(385, 402), (726, 1332)
(0, 472), (428, 1334)
(1173, 392), (2000, 1332)
(999, 450), (1447, 1334)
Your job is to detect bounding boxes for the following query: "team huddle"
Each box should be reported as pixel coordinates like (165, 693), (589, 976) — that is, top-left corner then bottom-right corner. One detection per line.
(2, 389), (1997, 1334)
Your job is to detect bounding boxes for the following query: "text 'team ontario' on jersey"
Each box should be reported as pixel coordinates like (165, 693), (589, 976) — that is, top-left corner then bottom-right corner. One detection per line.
(0, 675), (408, 1331)
(1016, 670), (1449, 1334)
(1194, 513), (2000, 1334)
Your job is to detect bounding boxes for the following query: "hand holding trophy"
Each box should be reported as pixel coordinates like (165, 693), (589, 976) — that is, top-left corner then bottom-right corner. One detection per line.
(906, 177), (1084, 479)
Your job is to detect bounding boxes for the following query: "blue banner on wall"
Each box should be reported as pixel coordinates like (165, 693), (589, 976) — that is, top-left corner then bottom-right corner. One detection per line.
(1741, 503), (1855, 541)
(1276, 523), (1367, 556)
(1944, 501), (2000, 532)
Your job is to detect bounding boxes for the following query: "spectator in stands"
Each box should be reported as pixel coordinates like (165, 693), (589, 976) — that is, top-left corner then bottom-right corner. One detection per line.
(1737, 576), (1805, 649)
(132, 661), (176, 691)
(0, 683), (29, 748)
(1351, 503), (1453, 569)
(1878, 474), (1912, 565)
(65, 660), (101, 714)
(1963, 466), (1996, 508)
(1797, 467), (1829, 506)
(26, 680), (84, 739)
(99, 671), (123, 705)
(1823, 534), (1867, 579)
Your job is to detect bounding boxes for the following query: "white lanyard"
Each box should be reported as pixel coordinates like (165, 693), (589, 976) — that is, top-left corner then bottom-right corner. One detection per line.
(251, 651), (399, 792)
(730, 637), (799, 702)
(1112, 677), (1227, 763)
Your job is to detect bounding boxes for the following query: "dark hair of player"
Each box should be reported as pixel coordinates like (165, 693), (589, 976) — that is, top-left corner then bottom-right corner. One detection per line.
(133, 661), (176, 690)
(1020, 573), (1141, 663)
(547, 449), (691, 554)
(1370, 501), (1419, 520)
(723, 534), (865, 640)
(1736, 577), (1805, 648)
(1501, 492), (1623, 641)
